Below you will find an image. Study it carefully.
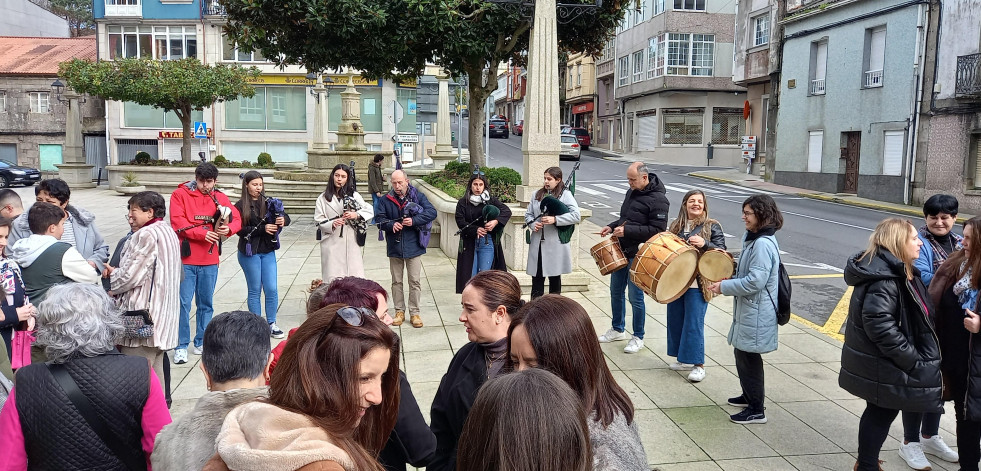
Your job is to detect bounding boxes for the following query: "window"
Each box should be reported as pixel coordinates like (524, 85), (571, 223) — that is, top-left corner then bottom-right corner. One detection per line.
(673, 0), (705, 11)
(665, 33), (714, 76)
(108, 25), (196, 60)
(647, 37), (663, 79)
(653, 0), (665, 16)
(617, 56), (629, 87)
(576, 63), (582, 87)
(711, 108), (745, 145)
(632, 50), (645, 82)
(108, 25), (152, 59)
(807, 130), (823, 172)
(753, 14), (770, 47)
(123, 102), (203, 128)
(226, 86), (306, 131)
(972, 134), (981, 188)
(865, 27), (886, 88)
(662, 109), (703, 145)
(153, 26), (197, 60)
(222, 35), (266, 62)
(0, 91), (5, 112)
(29, 92), (49, 113)
(601, 39), (615, 60)
(810, 40), (828, 95)
(882, 130), (904, 176)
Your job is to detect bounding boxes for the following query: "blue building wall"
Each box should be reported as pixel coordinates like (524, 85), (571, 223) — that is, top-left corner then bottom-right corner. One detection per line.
(774, 0), (923, 201)
(94, 0), (201, 20)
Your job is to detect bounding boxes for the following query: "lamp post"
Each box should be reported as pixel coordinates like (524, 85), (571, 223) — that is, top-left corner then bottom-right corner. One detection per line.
(306, 72), (335, 149)
(51, 78), (94, 188)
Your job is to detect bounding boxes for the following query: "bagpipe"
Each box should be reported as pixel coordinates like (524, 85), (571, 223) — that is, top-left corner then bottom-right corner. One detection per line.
(315, 161), (368, 247)
(522, 161), (581, 244)
(241, 194), (285, 256)
(454, 204), (502, 236)
(206, 190), (233, 255)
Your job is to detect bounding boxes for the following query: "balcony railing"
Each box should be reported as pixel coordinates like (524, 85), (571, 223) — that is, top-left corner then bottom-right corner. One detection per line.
(811, 79), (825, 95)
(105, 0), (141, 17)
(864, 69), (883, 88)
(597, 60), (614, 78)
(956, 53), (981, 98)
(201, 0), (226, 16)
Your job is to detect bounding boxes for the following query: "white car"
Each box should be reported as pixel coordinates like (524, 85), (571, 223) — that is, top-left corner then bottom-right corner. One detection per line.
(560, 134), (581, 161)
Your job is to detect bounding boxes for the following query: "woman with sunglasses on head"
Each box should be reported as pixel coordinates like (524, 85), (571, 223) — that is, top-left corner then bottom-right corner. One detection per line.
(235, 171), (291, 340)
(454, 170), (512, 294)
(205, 303), (400, 471)
(525, 166), (580, 299)
(666, 190), (725, 383)
(429, 270), (523, 471)
(315, 164), (373, 284)
(508, 294), (648, 471)
(707, 194), (783, 425)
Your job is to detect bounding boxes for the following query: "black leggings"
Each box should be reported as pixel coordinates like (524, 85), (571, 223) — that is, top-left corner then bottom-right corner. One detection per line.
(956, 397), (981, 471)
(531, 245), (561, 299)
(856, 402), (900, 470)
(733, 348), (765, 411)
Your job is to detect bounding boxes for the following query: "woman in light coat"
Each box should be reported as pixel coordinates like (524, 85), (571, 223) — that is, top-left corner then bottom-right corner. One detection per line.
(708, 194), (781, 425)
(525, 167), (580, 299)
(107, 191), (182, 391)
(315, 164), (373, 284)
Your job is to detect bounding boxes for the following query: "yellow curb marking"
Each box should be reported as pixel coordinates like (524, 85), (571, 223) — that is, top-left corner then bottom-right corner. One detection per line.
(790, 274), (845, 279)
(787, 275), (849, 342)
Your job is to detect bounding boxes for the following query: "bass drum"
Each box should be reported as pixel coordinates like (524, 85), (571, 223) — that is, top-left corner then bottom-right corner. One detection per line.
(629, 232), (699, 303)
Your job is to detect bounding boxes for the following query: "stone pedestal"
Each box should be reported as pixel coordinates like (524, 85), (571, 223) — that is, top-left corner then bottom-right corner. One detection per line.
(430, 74), (458, 170)
(57, 93), (94, 188)
(311, 78), (329, 150)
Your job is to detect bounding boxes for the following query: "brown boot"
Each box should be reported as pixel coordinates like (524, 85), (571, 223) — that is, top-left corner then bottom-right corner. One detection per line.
(410, 314), (423, 328)
(853, 460), (884, 471)
(392, 310), (405, 326)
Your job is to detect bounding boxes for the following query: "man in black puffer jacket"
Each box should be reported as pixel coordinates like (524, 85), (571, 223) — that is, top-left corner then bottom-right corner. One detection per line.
(598, 162), (669, 354)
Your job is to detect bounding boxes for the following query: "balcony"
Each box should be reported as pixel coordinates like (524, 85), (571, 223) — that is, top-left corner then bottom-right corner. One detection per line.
(597, 59), (614, 79)
(956, 53), (981, 98)
(864, 69), (883, 88)
(810, 79), (825, 95)
(105, 0), (141, 17)
(201, 0), (226, 16)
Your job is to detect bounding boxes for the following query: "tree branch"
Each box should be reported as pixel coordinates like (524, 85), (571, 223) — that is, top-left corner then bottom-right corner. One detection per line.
(455, 5), (489, 19)
(502, 22), (531, 54)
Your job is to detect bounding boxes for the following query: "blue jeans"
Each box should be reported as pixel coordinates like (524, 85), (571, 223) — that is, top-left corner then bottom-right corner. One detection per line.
(471, 236), (495, 277)
(238, 251), (279, 324)
(371, 193), (381, 224)
(610, 256), (646, 339)
(178, 264), (219, 350)
(666, 287), (708, 364)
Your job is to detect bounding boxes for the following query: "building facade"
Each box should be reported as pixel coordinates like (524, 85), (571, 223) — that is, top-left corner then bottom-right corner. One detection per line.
(0, 37), (105, 173)
(564, 52), (596, 133)
(613, 0), (747, 166)
(774, 0), (927, 203)
(0, 0), (71, 37)
(595, 38), (619, 150)
(732, 0), (781, 176)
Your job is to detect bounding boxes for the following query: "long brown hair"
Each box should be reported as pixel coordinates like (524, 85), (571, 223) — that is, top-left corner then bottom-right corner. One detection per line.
(269, 304), (400, 470)
(534, 166), (565, 201)
(860, 218), (917, 280)
(669, 189), (711, 236)
(958, 217), (981, 288)
(507, 294), (635, 427)
(456, 368), (592, 471)
(238, 170), (266, 224)
(464, 270), (524, 316)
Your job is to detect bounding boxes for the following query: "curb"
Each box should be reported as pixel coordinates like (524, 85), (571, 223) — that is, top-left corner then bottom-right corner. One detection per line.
(794, 193), (976, 223)
(687, 172), (740, 185)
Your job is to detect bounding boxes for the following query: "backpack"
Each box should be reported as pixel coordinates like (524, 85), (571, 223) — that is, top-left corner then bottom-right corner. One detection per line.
(760, 238), (792, 325)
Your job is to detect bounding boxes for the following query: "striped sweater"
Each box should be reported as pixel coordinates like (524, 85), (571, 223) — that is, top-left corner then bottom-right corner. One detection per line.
(111, 219), (183, 350)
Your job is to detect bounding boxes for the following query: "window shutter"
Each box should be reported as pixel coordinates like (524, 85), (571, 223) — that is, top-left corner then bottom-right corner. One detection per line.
(161, 139), (184, 162)
(815, 42), (828, 81)
(638, 115), (658, 150)
(882, 130), (904, 176)
(869, 29), (886, 71)
(974, 136), (981, 188)
(808, 131), (823, 172)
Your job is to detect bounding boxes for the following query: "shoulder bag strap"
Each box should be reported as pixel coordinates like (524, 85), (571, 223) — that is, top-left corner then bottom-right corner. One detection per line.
(46, 363), (147, 471)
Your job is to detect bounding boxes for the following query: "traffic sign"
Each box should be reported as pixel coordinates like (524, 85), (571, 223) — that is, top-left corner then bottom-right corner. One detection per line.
(193, 121), (208, 139)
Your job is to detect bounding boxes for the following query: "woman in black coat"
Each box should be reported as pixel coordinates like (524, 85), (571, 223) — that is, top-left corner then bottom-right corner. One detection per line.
(454, 172), (511, 294)
(840, 218), (942, 471)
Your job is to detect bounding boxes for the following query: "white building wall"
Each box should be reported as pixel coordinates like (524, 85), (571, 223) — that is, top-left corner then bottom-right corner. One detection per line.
(0, 0), (70, 37)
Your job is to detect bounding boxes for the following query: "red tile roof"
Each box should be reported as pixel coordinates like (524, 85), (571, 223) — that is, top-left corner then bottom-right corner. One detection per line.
(0, 36), (96, 76)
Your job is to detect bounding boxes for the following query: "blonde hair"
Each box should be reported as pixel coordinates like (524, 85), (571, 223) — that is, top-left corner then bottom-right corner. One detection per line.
(860, 218), (917, 280)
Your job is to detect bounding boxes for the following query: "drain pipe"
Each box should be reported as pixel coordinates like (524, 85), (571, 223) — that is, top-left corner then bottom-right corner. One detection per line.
(905, 2), (928, 205)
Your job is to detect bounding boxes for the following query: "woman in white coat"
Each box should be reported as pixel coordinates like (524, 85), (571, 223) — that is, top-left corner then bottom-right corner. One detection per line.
(525, 166), (581, 299)
(314, 164), (373, 283)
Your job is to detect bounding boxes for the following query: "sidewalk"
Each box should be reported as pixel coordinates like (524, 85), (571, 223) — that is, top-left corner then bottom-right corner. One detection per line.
(35, 185), (962, 470)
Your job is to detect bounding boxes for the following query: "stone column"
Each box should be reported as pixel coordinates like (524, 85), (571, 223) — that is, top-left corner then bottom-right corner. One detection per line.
(517, 0), (560, 203)
(430, 73), (457, 169)
(56, 90), (94, 188)
(311, 76), (329, 149)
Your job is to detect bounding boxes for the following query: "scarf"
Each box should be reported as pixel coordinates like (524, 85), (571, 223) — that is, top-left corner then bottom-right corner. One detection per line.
(919, 225), (963, 272)
(480, 337), (509, 380)
(745, 227), (776, 243)
(469, 191), (490, 206)
(954, 260), (979, 311)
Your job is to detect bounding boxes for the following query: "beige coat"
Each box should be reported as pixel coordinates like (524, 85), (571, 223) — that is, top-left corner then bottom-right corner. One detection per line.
(111, 220), (182, 350)
(314, 192), (373, 284)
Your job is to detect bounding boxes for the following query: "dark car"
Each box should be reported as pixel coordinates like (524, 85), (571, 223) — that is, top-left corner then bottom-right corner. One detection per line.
(568, 127), (591, 150)
(512, 119), (524, 136)
(485, 119), (509, 138)
(0, 160), (40, 188)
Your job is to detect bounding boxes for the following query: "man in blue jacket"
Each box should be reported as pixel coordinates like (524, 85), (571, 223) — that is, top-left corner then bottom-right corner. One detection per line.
(376, 170), (437, 328)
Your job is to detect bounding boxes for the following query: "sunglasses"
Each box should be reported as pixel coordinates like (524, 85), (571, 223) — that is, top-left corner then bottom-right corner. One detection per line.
(472, 170), (486, 177)
(337, 306), (378, 327)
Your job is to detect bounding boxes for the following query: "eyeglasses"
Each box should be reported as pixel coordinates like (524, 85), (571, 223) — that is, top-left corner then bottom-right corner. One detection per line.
(337, 306), (378, 327)
(742, 210), (755, 216)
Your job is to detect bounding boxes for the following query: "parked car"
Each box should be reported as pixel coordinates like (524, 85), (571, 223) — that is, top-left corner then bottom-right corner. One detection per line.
(560, 124), (572, 134)
(484, 118), (510, 138)
(0, 160), (40, 188)
(513, 120), (524, 136)
(559, 134), (581, 161)
(568, 127), (591, 150)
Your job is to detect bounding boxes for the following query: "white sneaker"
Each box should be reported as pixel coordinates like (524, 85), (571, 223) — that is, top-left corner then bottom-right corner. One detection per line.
(669, 361), (694, 371)
(688, 366), (706, 382)
(623, 336), (644, 354)
(598, 328), (629, 343)
(173, 349), (188, 365)
(920, 435), (958, 462)
(898, 441), (932, 471)
(191, 345), (202, 355)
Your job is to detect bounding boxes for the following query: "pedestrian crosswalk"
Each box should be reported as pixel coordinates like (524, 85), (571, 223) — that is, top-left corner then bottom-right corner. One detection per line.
(572, 180), (779, 201)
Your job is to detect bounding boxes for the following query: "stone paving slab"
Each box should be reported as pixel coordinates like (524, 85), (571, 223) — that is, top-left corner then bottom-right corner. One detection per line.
(15, 184), (964, 470)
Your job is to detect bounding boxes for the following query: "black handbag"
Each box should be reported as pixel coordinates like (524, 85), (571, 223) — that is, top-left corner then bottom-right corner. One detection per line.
(121, 261), (155, 339)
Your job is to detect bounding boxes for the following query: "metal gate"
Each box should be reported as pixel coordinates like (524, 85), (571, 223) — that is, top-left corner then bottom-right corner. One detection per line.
(0, 144), (15, 163)
(84, 135), (107, 181)
(116, 139), (159, 163)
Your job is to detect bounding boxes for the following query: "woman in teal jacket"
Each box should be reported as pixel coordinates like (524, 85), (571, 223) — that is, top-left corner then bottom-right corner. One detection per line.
(708, 194), (782, 426)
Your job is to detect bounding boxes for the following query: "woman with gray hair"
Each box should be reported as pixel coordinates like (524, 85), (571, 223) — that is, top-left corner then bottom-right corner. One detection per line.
(0, 283), (172, 469)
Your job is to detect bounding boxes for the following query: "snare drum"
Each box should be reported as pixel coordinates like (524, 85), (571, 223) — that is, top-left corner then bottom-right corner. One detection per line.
(698, 249), (735, 282)
(590, 237), (628, 276)
(629, 232), (699, 303)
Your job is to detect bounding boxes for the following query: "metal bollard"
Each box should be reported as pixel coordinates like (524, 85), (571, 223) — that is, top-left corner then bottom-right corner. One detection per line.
(706, 143), (714, 166)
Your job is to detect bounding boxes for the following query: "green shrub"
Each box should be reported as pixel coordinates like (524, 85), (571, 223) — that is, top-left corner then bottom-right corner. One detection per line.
(214, 155), (228, 164)
(257, 152), (273, 166)
(133, 152), (151, 164)
(241, 160), (253, 168)
(422, 164), (518, 203)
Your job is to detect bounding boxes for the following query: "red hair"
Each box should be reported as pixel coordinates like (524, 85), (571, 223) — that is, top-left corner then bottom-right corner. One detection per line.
(321, 277), (388, 311)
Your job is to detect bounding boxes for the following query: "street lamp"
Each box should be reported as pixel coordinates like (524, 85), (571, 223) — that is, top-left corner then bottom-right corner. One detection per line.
(306, 73), (335, 102)
(50, 78), (86, 105)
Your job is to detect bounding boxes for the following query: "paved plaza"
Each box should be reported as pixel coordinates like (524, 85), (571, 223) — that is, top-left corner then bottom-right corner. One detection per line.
(26, 182), (962, 470)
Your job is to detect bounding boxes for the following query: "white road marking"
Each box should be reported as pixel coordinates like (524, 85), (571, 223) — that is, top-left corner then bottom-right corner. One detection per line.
(814, 263), (845, 273)
(595, 184), (627, 193)
(783, 210), (875, 231)
(672, 182), (723, 193)
(718, 184), (778, 195)
(664, 185), (691, 194)
(574, 186), (603, 196)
